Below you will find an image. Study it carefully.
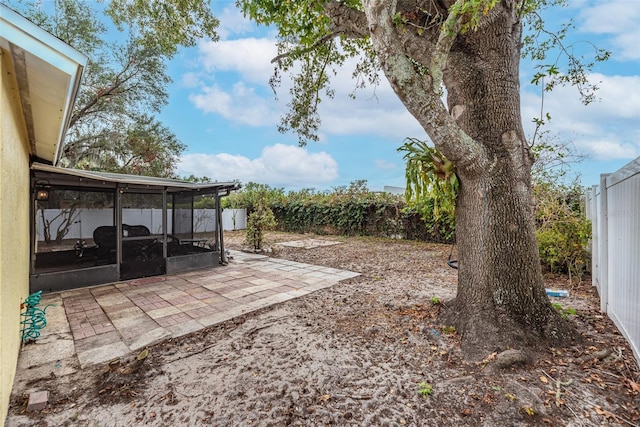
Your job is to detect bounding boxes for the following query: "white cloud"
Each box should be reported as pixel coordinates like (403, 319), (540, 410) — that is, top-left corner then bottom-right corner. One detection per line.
(178, 144), (338, 187)
(318, 91), (426, 140)
(197, 38), (278, 83)
(522, 73), (640, 161)
(578, 0), (640, 60)
(375, 159), (396, 170)
(216, 6), (255, 39)
(582, 139), (639, 159)
(188, 82), (280, 127)
(181, 72), (201, 88)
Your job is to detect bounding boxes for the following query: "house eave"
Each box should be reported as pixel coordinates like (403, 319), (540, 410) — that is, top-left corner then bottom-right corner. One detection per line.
(1, 4), (88, 165)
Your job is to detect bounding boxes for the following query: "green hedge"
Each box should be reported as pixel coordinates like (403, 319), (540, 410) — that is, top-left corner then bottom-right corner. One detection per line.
(225, 181), (455, 243)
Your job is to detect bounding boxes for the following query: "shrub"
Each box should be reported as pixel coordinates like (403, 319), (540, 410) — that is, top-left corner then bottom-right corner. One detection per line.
(534, 181), (590, 280)
(245, 191), (277, 251)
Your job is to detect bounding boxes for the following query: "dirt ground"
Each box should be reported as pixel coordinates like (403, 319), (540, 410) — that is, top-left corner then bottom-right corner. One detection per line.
(8, 231), (640, 426)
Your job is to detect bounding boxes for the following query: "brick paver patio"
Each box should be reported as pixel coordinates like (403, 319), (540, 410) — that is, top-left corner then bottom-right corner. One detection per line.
(31, 251), (360, 368)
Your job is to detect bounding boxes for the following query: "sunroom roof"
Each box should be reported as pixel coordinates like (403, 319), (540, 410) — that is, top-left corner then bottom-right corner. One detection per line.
(31, 163), (240, 193)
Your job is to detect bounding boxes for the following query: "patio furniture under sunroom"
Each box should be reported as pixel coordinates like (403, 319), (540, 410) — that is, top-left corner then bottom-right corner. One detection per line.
(30, 163), (239, 293)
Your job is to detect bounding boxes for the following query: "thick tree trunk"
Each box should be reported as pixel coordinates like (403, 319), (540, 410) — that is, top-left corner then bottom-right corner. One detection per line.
(438, 5), (573, 359)
(362, 0), (574, 359)
(445, 165), (573, 359)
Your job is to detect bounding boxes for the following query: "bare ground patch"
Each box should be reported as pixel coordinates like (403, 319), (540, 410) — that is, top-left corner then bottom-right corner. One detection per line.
(7, 231), (639, 426)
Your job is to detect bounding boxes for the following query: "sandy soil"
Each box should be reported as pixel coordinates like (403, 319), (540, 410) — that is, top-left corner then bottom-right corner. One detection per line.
(7, 231), (640, 426)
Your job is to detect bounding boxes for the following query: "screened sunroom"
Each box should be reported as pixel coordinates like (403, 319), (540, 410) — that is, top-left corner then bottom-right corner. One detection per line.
(30, 163), (239, 293)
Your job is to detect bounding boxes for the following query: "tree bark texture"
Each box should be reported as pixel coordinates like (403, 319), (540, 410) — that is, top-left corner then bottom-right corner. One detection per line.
(361, 0), (573, 359)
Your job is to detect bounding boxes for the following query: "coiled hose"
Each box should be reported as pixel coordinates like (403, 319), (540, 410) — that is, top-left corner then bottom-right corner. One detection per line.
(20, 291), (55, 343)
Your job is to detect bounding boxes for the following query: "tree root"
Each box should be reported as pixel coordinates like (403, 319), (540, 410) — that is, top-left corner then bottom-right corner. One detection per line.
(486, 349), (529, 370)
(572, 348), (613, 364)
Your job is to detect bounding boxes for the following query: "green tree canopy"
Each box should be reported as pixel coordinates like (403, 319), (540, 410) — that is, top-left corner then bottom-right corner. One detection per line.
(7, 0), (219, 177)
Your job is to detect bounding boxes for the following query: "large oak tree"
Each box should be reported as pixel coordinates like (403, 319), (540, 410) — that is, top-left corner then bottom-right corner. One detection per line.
(10, 0), (219, 177)
(238, 0), (605, 359)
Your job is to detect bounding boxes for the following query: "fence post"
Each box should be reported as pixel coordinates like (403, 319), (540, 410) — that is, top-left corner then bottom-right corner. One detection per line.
(588, 186), (598, 288)
(598, 174), (610, 313)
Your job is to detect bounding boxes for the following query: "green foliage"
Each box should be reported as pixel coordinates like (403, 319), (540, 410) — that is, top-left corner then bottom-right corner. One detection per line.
(398, 138), (458, 241)
(236, 0), (608, 147)
(272, 180), (405, 237)
(551, 302), (576, 319)
(237, 0), (375, 145)
(535, 180), (590, 279)
(223, 182), (286, 210)
(530, 132), (586, 183)
(105, 0), (219, 56)
(12, 0), (218, 177)
(521, 0), (610, 120)
(417, 382), (433, 397)
(430, 296), (441, 305)
(441, 325), (456, 335)
(245, 190), (277, 251)
(193, 196), (217, 209)
(86, 114), (186, 177)
(448, 0), (499, 34)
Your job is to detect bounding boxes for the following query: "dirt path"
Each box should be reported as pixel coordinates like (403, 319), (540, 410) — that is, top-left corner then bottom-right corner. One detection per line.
(7, 232), (640, 426)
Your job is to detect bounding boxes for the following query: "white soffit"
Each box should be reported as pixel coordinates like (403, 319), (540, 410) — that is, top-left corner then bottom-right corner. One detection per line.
(0, 4), (87, 164)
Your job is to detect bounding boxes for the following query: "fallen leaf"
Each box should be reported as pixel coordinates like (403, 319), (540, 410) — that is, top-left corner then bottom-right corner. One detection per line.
(595, 406), (619, 421)
(540, 376), (549, 384)
(319, 394), (331, 402)
(627, 380), (640, 393)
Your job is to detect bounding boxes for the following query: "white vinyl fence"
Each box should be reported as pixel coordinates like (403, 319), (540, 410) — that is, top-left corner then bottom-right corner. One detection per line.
(36, 208), (246, 241)
(586, 157), (640, 366)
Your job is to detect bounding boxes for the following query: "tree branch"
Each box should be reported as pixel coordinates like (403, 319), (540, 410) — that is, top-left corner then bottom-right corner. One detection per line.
(271, 31), (340, 64)
(70, 51), (146, 127)
(272, 1), (368, 64)
(323, 1), (370, 38)
(429, 0), (466, 92)
(363, 0), (483, 171)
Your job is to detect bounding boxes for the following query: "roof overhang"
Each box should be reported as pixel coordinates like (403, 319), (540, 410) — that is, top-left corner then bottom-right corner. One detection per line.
(1, 4), (87, 165)
(32, 163), (241, 194)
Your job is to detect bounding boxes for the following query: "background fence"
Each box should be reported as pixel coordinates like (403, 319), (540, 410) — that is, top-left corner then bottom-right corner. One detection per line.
(36, 208), (247, 241)
(586, 157), (640, 366)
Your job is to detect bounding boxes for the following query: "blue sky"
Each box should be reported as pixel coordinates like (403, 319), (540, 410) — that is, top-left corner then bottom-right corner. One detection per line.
(159, 0), (640, 191)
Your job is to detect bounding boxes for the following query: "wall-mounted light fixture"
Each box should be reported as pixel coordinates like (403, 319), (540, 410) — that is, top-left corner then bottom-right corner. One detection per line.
(34, 180), (50, 201)
(35, 188), (50, 201)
